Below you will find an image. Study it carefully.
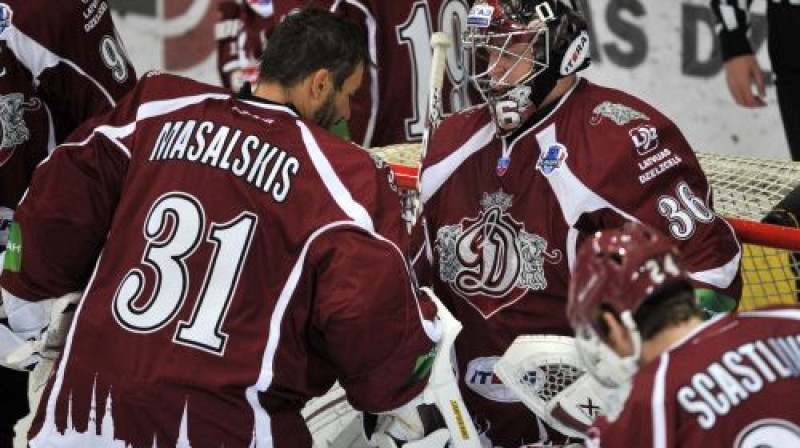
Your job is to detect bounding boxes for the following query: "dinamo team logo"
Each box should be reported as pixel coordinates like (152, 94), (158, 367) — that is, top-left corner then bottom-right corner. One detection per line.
(435, 190), (562, 318)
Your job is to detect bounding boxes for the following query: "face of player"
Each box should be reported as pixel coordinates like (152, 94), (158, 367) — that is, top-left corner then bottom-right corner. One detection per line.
(314, 62), (364, 130)
(487, 42), (535, 91)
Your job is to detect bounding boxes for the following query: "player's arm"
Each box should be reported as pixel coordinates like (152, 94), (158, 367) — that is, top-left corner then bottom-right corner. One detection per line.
(0, 94), (132, 370)
(586, 113), (742, 313)
(309, 228), (436, 412)
(31, 1), (136, 139)
(709, 0), (765, 107)
(710, 0), (756, 62)
(0, 76), (145, 301)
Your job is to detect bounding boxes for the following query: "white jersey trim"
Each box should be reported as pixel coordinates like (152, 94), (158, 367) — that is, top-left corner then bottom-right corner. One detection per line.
(3, 25), (117, 106)
(49, 93), (233, 163)
(534, 123), (637, 272)
(296, 121), (375, 232)
(330, 0), (379, 148)
(652, 353), (671, 448)
(739, 308), (800, 320)
(420, 122), (495, 203)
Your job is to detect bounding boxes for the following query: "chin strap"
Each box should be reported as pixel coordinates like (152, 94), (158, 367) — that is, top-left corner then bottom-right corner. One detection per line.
(527, 67), (561, 110)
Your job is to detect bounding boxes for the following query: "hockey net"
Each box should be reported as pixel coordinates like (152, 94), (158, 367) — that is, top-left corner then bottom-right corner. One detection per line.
(369, 145), (800, 311)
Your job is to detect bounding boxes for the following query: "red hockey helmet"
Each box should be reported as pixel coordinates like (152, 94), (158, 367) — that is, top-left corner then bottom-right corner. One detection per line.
(464, 0), (590, 132)
(566, 221), (692, 387)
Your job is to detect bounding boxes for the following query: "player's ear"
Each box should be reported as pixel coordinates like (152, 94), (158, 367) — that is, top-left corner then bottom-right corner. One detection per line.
(309, 69), (333, 102)
(601, 311), (634, 358)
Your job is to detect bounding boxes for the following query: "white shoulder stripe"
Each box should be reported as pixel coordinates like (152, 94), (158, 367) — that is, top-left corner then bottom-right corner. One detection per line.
(739, 308), (800, 321)
(297, 121), (374, 232)
(48, 93), (232, 162)
(3, 26), (116, 106)
(135, 93), (232, 122)
(421, 122), (495, 203)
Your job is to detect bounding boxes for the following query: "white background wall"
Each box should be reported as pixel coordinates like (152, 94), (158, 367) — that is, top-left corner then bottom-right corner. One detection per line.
(111, 0), (789, 159)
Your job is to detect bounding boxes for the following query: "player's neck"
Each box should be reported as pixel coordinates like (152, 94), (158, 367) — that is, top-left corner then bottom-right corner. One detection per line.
(640, 316), (703, 364)
(253, 81), (308, 117)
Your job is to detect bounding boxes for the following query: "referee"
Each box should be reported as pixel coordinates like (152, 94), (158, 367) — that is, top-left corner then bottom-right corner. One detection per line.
(711, 0), (800, 161)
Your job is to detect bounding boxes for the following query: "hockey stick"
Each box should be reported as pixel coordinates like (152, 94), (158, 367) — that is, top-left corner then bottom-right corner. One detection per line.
(419, 287), (482, 448)
(403, 32), (453, 231)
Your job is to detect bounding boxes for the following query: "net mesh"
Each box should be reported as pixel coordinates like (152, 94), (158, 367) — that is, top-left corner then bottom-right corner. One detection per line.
(696, 153), (800, 310)
(529, 362), (583, 403)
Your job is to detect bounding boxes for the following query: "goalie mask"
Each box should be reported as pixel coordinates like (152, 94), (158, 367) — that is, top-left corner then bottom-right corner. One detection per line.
(463, 0), (590, 134)
(566, 222), (692, 388)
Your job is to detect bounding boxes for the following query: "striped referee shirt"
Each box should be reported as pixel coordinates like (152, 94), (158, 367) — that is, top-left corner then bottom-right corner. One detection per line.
(710, 0), (800, 61)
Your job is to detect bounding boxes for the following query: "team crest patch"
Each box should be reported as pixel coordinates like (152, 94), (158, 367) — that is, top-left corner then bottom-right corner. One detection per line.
(629, 124), (659, 155)
(537, 143), (568, 175)
(435, 191), (562, 318)
(0, 93), (42, 166)
(0, 3), (12, 35)
(590, 101), (650, 126)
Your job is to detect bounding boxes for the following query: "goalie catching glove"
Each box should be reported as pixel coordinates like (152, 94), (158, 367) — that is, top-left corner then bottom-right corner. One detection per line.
(494, 334), (619, 440)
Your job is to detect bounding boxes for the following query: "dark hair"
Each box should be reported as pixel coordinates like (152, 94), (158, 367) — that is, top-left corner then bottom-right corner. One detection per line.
(259, 7), (369, 89)
(596, 281), (702, 341)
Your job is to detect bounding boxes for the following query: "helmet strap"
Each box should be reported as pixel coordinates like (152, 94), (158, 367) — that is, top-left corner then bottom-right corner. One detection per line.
(527, 65), (561, 109)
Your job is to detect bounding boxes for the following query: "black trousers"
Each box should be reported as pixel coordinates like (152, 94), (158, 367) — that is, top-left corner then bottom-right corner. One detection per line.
(768, 3), (800, 161)
(0, 364), (28, 448)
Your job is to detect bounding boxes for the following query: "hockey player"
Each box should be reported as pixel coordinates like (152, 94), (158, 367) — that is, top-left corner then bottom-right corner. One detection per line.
(0, 1), (136, 446)
(216, 0), (478, 148)
(0, 8), (444, 447)
(326, 0), (479, 148)
(215, 0), (301, 92)
(710, 0), (800, 161)
(412, 0), (743, 446)
(568, 221), (800, 447)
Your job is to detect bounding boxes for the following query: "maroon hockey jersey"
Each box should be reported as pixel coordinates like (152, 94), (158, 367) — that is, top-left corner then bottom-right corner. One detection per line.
(215, 0), (478, 148)
(330, 0), (478, 147)
(215, 0), (298, 91)
(0, 0), (136, 210)
(587, 306), (800, 447)
(0, 72), (435, 448)
(414, 78), (743, 447)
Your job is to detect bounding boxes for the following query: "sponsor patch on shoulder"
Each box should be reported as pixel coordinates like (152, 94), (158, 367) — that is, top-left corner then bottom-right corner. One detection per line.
(537, 143), (568, 175)
(3, 221), (22, 272)
(0, 3), (12, 35)
(590, 101), (650, 126)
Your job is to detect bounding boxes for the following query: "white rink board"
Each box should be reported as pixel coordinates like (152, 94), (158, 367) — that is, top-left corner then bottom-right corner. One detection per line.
(111, 0), (789, 159)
